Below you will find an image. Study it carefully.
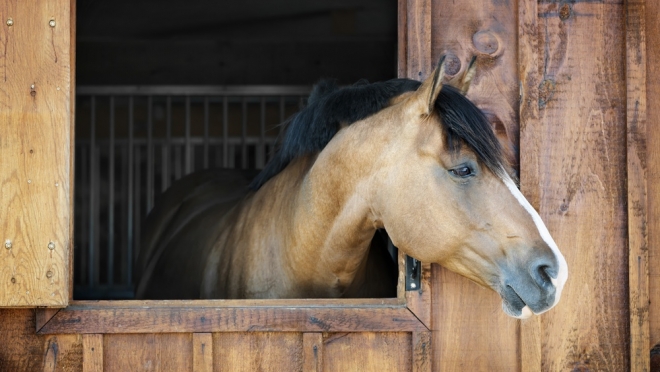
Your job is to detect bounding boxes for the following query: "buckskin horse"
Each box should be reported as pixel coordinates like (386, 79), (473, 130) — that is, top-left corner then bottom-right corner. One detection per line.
(135, 57), (568, 319)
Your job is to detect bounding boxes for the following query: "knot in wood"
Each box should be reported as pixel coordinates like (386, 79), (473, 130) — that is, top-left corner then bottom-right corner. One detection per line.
(472, 31), (500, 55)
(444, 54), (461, 76)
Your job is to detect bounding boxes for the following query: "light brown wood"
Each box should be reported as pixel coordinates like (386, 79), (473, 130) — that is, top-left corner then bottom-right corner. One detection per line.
(82, 334), (103, 372)
(398, 251), (431, 328)
(0, 0), (73, 307)
(520, 1), (630, 370)
(322, 332), (411, 372)
(626, 0), (650, 370)
(302, 333), (323, 372)
(193, 333), (213, 372)
(648, 0), (660, 352)
(104, 333), (192, 372)
(39, 302), (427, 334)
(214, 332), (302, 372)
(405, 0), (431, 80)
(412, 331), (431, 372)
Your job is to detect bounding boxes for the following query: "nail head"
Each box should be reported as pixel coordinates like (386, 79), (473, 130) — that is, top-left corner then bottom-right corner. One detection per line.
(5, 240), (11, 249)
(6, 19), (13, 27)
(49, 19), (56, 27)
(48, 241), (55, 250)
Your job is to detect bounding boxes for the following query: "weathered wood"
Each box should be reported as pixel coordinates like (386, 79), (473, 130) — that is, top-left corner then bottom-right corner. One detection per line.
(38, 302), (427, 334)
(104, 333), (192, 372)
(0, 309), (82, 371)
(398, 250), (431, 327)
(520, 1), (630, 370)
(193, 333), (213, 372)
(322, 332), (411, 372)
(412, 331), (431, 372)
(0, 0), (74, 307)
(302, 333), (323, 372)
(627, 0), (650, 370)
(214, 332), (302, 372)
(82, 334), (103, 372)
(36, 308), (61, 332)
(425, 0), (521, 369)
(648, 0), (660, 352)
(431, 265), (519, 371)
(405, 0), (431, 80)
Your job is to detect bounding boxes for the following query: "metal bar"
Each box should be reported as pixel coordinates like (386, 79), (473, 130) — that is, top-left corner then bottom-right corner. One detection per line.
(163, 96), (172, 191)
(203, 97), (209, 169)
(279, 96), (285, 135)
(222, 97), (228, 168)
(146, 96), (154, 212)
(241, 97), (247, 169)
(88, 96), (97, 288)
(126, 96), (134, 286)
(77, 136), (279, 146)
(258, 97), (266, 169)
(77, 85), (311, 96)
(184, 96), (192, 175)
(133, 144), (141, 286)
(79, 145), (88, 286)
(174, 145), (182, 180)
(108, 96), (115, 286)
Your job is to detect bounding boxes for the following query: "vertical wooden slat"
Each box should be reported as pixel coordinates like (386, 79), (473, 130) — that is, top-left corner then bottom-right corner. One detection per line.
(303, 333), (323, 372)
(0, 0), (74, 306)
(411, 331), (431, 372)
(405, 0), (431, 80)
(627, 0), (650, 370)
(647, 0), (660, 351)
(83, 334), (103, 372)
(323, 332), (411, 372)
(104, 333), (192, 371)
(521, 1), (629, 370)
(193, 333), (213, 372)
(518, 0), (543, 369)
(214, 332), (303, 372)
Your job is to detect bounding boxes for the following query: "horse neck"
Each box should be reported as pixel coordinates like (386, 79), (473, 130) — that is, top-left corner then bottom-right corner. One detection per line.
(284, 128), (384, 296)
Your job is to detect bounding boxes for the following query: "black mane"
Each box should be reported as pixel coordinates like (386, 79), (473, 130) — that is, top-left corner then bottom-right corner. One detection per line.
(248, 79), (505, 190)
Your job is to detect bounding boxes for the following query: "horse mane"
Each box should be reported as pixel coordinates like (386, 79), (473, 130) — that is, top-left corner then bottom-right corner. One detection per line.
(248, 79), (505, 190)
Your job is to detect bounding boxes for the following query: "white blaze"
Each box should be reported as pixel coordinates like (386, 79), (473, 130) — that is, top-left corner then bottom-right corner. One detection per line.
(501, 174), (569, 312)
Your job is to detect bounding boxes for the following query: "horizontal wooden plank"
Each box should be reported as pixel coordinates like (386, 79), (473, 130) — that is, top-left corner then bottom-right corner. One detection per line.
(38, 303), (427, 334)
(68, 298), (402, 308)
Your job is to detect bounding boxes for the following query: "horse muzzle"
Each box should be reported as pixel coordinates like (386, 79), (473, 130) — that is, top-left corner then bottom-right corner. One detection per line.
(497, 252), (566, 319)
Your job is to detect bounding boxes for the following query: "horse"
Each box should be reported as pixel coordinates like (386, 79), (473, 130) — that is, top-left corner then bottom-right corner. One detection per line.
(134, 57), (568, 319)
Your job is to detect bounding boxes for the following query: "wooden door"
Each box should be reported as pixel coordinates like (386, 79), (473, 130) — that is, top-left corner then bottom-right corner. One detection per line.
(0, 0), (75, 307)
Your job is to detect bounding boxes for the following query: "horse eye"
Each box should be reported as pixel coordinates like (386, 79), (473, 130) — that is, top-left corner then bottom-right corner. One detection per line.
(449, 166), (473, 178)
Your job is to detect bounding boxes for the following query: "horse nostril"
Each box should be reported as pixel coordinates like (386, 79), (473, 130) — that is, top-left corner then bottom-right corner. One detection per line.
(531, 262), (556, 290)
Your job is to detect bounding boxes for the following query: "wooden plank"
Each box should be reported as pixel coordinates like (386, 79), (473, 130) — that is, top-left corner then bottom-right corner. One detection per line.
(193, 333), (213, 372)
(424, 0), (521, 369)
(82, 334), (103, 372)
(411, 331), (431, 372)
(36, 308), (61, 332)
(104, 333), (192, 372)
(397, 0), (408, 79)
(214, 332), (302, 372)
(0, 0), (73, 307)
(648, 0), (660, 351)
(39, 303), (427, 334)
(0, 309), (82, 371)
(431, 265), (519, 371)
(322, 332), (411, 372)
(626, 0), (650, 370)
(302, 333), (323, 372)
(68, 298), (399, 308)
(520, 1), (629, 370)
(405, 0), (431, 80)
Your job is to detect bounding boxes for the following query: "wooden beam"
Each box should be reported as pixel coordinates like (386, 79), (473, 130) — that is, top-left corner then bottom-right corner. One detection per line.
(82, 334), (103, 372)
(411, 331), (431, 372)
(303, 333), (324, 372)
(192, 333), (213, 372)
(38, 302), (428, 334)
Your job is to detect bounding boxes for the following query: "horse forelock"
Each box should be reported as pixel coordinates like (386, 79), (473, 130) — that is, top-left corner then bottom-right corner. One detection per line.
(249, 79), (508, 190)
(434, 85), (508, 179)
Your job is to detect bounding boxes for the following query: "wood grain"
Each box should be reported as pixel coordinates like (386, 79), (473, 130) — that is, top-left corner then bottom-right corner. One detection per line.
(412, 331), (431, 372)
(521, 1), (630, 370)
(104, 333), (192, 372)
(322, 332), (411, 372)
(82, 334), (103, 372)
(626, 0), (650, 370)
(214, 332), (302, 372)
(405, 0), (431, 80)
(193, 333), (213, 372)
(0, 309), (82, 372)
(0, 0), (73, 307)
(39, 302), (427, 334)
(648, 0), (660, 352)
(302, 333), (323, 372)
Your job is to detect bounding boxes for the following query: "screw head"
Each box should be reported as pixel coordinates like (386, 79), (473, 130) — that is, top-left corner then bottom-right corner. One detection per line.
(6, 18), (13, 27)
(410, 283), (417, 289)
(48, 241), (55, 250)
(49, 19), (55, 27)
(5, 240), (11, 249)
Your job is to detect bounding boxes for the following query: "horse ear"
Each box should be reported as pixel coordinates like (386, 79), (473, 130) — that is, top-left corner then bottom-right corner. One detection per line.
(414, 56), (446, 116)
(456, 56), (477, 95)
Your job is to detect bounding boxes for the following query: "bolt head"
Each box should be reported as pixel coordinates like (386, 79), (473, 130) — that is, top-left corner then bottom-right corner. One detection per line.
(5, 240), (12, 249)
(49, 19), (55, 27)
(48, 242), (55, 250)
(6, 19), (13, 27)
(410, 283), (417, 289)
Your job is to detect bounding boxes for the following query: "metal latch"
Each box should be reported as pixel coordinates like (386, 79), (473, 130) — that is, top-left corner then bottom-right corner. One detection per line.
(405, 255), (421, 291)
